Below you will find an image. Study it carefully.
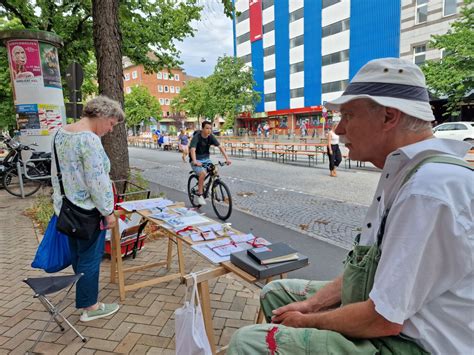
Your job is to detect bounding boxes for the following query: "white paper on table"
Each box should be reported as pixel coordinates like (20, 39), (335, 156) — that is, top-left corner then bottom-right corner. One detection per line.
(190, 233), (204, 242)
(117, 198), (174, 211)
(201, 231), (216, 240)
(198, 223), (223, 233)
(173, 207), (199, 216)
(229, 233), (255, 243)
(149, 211), (176, 220)
(191, 243), (230, 264)
(205, 238), (244, 257)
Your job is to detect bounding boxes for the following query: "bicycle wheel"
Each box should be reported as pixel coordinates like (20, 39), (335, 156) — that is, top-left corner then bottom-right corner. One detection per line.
(3, 166), (42, 197)
(211, 180), (232, 220)
(187, 174), (200, 207)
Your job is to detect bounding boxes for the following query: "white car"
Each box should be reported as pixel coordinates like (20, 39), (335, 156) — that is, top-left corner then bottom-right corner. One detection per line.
(433, 121), (474, 145)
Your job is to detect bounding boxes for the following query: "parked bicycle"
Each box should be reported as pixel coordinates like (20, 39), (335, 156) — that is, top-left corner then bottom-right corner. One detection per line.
(0, 134), (51, 197)
(187, 161), (232, 220)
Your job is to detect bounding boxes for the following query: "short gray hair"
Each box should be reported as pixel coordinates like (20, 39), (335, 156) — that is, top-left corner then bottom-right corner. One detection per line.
(82, 95), (125, 122)
(366, 100), (432, 133)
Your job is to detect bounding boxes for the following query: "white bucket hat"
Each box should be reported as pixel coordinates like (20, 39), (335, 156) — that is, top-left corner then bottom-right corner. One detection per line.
(326, 58), (434, 121)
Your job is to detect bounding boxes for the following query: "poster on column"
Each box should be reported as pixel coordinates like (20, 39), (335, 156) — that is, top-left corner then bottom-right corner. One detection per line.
(16, 104), (40, 130)
(38, 104), (63, 132)
(39, 43), (62, 88)
(7, 40), (42, 86)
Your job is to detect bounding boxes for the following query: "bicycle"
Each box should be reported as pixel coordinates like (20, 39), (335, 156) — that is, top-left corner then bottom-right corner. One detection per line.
(1, 135), (50, 197)
(187, 161), (232, 220)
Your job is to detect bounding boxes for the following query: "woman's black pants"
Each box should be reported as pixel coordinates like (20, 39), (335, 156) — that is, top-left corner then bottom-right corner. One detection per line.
(328, 144), (342, 171)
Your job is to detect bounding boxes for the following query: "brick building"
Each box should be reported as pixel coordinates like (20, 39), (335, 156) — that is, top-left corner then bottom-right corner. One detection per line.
(123, 59), (198, 132)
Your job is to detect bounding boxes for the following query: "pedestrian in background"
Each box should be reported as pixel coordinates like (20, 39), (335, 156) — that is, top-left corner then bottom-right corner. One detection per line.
(51, 95), (123, 322)
(327, 118), (342, 177)
(178, 128), (189, 162)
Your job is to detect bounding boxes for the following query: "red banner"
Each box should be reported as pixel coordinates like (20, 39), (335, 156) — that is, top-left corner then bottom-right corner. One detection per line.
(249, 0), (262, 42)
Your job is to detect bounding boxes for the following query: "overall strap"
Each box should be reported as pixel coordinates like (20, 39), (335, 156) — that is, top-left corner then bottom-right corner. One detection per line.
(53, 131), (65, 197)
(376, 155), (472, 247)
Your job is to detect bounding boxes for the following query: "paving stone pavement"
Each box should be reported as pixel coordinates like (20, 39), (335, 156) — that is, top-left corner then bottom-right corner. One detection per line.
(128, 147), (380, 249)
(0, 189), (261, 354)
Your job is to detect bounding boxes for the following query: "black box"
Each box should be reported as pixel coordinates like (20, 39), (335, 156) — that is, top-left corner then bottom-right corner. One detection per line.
(230, 249), (309, 280)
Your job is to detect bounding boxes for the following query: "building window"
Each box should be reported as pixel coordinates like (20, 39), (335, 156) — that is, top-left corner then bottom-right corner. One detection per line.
(163, 72), (168, 80)
(262, 0), (274, 11)
(322, 18), (350, 38)
(176, 86), (180, 93)
(164, 85), (169, 92)
(158, 85), (163, 92)
(289, 7), (304, 23)
(237, 32), (250, 45)
(265, 92), (276, 102)
(290, 87), (304, 98)
(264, 45), (275, 56)
(124, 73), (130, 81)
(290, 34), (304, 49)
(264, 69), (276, 80)
(170, 86), (175, 93)
(237, 8), (249, 23)
(322, 79), (348, 94)
(239, 53), (252, 63)
(322, 49), (349, 66)
(159, 98), (164, 105)
(132, 70), (137, 79)
(322, 0), (341, 9)
(416, 0), (428, 24)
(443, 0), (457, 16)
(413, 44), (426, 66)
(175, 74), (179, 81)
(165, 99), (170, 105)
(157, 72), (162, 79)
(126, 87), (131, 94)
(263, 21), (274, 34)
(169, 74), (174, 80)
(290, 61), (304, 74)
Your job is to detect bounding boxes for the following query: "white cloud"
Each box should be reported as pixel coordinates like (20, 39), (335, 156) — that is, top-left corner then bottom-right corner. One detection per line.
(175, 1), (233, 78)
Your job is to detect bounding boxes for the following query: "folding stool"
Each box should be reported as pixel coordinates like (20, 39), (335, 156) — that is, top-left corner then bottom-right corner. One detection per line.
(23, 273), (86, 354)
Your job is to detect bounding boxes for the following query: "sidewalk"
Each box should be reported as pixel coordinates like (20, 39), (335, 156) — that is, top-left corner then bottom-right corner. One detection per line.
(0, 189), (260, 354)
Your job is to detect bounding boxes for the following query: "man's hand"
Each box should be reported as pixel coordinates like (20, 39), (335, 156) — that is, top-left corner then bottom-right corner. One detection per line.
(193, 161), (202, 166)
(272, 300), (313, 318)
(225, 159), (232, 166)
(272, 311), (309, 327)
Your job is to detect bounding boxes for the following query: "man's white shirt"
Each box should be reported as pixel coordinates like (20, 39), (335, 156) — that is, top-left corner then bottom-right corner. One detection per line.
(359, 138), (473, 355)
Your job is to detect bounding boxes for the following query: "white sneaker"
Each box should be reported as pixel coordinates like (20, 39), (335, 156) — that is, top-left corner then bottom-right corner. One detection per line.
(196, 194), (206, 205)
(80, 303), (120, 322)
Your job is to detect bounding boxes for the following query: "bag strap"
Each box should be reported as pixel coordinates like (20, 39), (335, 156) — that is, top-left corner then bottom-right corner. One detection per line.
(375, 154), (472, 247)
(53, 131), (66, 197)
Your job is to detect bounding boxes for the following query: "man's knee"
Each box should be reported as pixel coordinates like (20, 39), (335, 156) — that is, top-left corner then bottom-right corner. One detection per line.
(261, 279), (287, 299)
(228, 325), (269, 355)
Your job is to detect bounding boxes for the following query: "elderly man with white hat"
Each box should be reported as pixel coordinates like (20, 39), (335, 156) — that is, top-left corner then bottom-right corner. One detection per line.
(227, 58), (473, 355)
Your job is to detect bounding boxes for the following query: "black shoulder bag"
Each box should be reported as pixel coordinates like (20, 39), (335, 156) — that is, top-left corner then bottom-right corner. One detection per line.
(54, 133), (102, 240)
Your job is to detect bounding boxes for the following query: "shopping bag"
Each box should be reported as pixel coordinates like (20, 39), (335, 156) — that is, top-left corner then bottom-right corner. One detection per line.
(175, 273), (212, 355)
(31, 214), (72, 273)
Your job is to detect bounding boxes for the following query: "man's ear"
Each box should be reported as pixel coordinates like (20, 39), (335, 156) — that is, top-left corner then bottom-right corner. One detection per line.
(382, 107), (403, 132)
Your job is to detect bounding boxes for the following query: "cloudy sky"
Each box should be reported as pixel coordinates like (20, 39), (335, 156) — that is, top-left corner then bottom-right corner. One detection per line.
(175, 1), (234, 78)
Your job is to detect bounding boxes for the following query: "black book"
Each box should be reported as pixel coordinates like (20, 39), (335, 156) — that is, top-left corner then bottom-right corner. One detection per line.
(230, 249), (309, 280)
(247, 242), (299, 265)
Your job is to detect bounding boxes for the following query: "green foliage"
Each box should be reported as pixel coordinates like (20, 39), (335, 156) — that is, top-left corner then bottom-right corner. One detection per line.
(172, 56), (259, 128)
(26, 193), (55, 234)
(124, 86), (161, 129)
(208, 56), (260, 128)
(0, 18), (22, 130)
(422, 0), (474, 116)
(172, 77), (214, 120)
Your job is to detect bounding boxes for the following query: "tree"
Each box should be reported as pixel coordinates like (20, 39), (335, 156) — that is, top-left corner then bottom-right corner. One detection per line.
(172, 77), (215, 122)
(208, 56), (260, 128)
(125, 86), (162, 134)
(0, 0), (230, 180)
(422, 0), (474, 116)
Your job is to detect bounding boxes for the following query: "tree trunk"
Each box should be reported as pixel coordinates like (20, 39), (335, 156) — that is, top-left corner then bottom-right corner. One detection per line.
(92, 0), (129, 182)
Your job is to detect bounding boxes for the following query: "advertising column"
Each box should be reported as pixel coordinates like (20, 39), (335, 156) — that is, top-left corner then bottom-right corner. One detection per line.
(1, 30), (65, 153)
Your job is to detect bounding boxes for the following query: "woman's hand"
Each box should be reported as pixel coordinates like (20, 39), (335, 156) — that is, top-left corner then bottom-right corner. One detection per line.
(104, 214), (117, 230)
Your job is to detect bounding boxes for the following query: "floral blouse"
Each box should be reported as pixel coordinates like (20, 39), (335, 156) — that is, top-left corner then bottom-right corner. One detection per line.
(51, 129), (114, 216)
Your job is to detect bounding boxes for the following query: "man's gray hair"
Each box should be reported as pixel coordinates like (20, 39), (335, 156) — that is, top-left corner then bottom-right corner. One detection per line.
(367, 100), (432, 133)
(82, 95), (125, 122)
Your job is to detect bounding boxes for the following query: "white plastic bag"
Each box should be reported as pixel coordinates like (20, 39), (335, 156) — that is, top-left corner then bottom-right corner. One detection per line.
(175, 273), (212, 355)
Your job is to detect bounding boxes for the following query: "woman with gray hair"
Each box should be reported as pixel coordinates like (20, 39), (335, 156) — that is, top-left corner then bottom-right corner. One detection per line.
(51, 95), (124, 322)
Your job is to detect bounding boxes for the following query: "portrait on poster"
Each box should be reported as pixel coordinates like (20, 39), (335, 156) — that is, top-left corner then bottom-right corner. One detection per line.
(8, 40), (42, 86)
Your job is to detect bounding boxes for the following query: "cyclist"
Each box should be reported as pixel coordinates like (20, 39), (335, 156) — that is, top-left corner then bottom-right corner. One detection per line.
(189, 121), (231, 205)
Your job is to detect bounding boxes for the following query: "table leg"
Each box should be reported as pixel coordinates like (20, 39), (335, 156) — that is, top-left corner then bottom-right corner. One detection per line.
(166, 237), (173, 270)
(198, 280), (217, 354)
(111, 216), (126, 301)
(176, 238), (185, 276)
